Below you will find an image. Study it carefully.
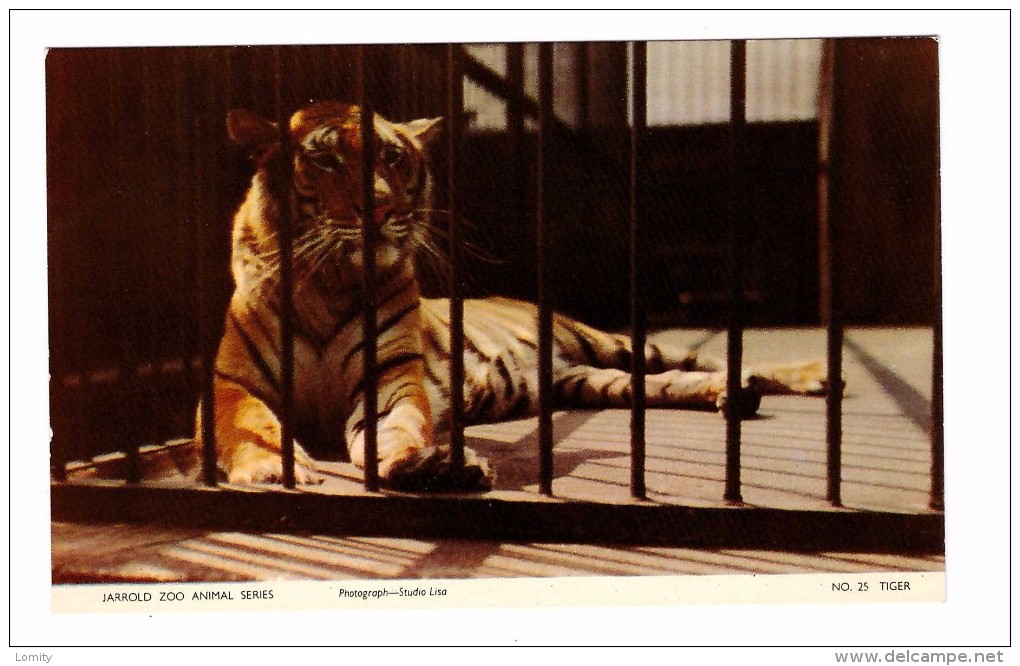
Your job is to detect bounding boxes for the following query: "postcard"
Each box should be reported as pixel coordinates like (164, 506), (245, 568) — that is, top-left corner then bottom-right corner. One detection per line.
(10, 9), (1011, 654)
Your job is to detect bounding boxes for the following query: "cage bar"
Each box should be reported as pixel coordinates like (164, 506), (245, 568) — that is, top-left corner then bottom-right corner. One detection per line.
(446, 45), (466, 472)
(272, 47), (298, 490)
(358, 46), (380, 492)
(629, 41), (648, 500)
(825, 246), (844, 507)
(723, 39), (747, 504)
(507, 44), (526, 234)
(53, 481), (945, 552)
(48, 344), (74, 483)
(47, 42), (948, 562)
(197, 54), (218, 487)
(929, 118), (944, 513)
(577, 43), (590, 130)
(818, 39), (844, 507)
(536, 43), (555, 496)
(50, 381), (70, 481)
(112, 51), (142, 486)
(123, 384), (142, 484)
(929, 236), (944, 511)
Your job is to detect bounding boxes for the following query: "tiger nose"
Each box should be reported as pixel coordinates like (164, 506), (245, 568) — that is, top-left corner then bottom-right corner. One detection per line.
(354, 176), (393, 225)
(351, 198), (394, 226)
(373, 199), (394, 225)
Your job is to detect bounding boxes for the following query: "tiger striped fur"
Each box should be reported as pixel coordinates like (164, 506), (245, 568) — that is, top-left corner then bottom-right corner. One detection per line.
(201, 101), (828, 490)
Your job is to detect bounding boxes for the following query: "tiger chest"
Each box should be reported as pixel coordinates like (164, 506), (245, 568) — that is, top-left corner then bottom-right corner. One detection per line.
(290, 331), (363, 442)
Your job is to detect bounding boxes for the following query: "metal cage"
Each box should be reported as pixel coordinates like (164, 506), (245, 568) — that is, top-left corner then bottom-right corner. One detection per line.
(49, 40), (944, 554)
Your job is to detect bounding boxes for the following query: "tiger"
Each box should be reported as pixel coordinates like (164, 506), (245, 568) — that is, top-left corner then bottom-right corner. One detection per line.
(200, 100), (829, 491)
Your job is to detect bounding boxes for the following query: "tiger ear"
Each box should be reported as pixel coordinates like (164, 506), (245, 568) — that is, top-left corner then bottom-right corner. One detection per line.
(226, 109), (279, 154)
(405, 117), (443, 146)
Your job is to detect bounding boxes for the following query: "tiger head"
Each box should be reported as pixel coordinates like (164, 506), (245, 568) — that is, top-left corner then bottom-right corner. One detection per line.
(227, 101), (442, 284)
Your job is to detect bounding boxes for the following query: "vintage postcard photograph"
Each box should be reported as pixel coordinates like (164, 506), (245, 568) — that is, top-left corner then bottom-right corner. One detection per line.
(10, 8), (1012, 654)
(46, 35), (945, 598)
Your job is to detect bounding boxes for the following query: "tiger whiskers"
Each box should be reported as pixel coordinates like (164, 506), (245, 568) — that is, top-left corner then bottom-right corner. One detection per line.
(245, 207), (435, 298)
(396, 207), (504, 295)
(411, 208), (503, 267)
(245, 223), (353, 296)
(244, 202), (485, 298)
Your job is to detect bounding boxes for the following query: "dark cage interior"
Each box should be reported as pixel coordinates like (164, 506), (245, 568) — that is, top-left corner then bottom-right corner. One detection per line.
(47, 40), (941, 554)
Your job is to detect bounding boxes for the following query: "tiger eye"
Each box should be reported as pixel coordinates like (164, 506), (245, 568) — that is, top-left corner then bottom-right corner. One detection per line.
(381, 144), (405, 168)
(308, 150), (343, 172)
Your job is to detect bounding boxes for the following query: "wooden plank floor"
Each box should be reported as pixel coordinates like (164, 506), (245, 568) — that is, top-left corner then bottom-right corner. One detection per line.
(51, 327), (944, 582)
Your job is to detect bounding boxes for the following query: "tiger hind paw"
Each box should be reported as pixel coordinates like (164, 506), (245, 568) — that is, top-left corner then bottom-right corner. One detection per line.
(715, 374), (764, 420)
(752, 360), (843, 396)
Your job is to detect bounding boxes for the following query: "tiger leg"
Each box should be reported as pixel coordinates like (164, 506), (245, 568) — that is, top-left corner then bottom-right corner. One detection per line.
(642, 340), (831, 397)
(555, 365), (764, 419)
(561, 317), (832, 397)
(346, 360), (493, 492)
(741, 360), (831, 395)
(199, 377), (321, 484)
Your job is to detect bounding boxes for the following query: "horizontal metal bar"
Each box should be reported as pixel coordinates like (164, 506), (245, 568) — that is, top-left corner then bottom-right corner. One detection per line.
(51, 482), (945, 553)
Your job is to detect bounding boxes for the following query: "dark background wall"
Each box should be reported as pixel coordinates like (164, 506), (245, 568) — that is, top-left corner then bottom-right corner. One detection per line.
(828, 38), (939, 324)
(46, 40), (938, 460)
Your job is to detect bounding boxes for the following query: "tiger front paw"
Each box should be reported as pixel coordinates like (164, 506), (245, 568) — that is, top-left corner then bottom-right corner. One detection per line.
(225, 440), (323, 485)
(381, 444), (494, 493)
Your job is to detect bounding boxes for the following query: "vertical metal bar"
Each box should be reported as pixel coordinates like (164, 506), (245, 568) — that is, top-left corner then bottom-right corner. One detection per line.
(329, 46), (352, 465)
(629, 41), (648, 501)
(51, 380), (70, 481)
(929, 108), (944, 513)
(139, 49), (164, 449)
(273, 47), (297, 489)
(45, 53), (70, 483)
(819, 39), (843, 507)
(68, 375), (87, 471)
(507, 44), (526, 230)
(824, 250), (844, 506)
(536, 42), (555, 496)
(168, 50), (201, 479)
(447, 45), (466, 473)
(358, 45), (380, 492)
(724, 39), (747, 504)
(113, 51), (142, 485)
(197, 53), (218, 487)
(577, 42), (590, 130)
(929, 225), (943, 511)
